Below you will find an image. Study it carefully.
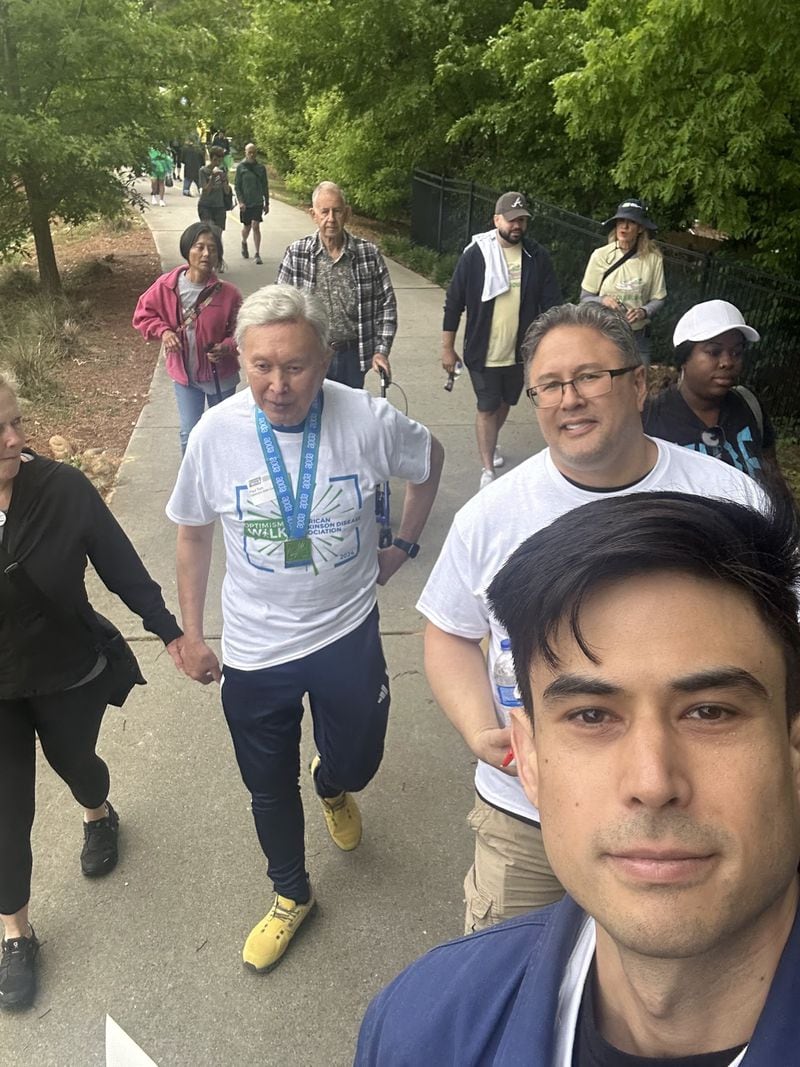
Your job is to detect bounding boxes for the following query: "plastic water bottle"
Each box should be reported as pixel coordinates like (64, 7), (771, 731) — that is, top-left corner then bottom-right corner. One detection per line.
(494, 639), (522, 709)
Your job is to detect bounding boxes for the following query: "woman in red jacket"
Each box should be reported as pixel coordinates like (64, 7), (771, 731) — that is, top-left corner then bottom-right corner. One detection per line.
(133, 222), (242, 454)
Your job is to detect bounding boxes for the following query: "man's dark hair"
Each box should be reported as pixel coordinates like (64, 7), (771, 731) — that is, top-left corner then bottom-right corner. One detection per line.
(179, 221), (224, 262)
(487, 492), (800, 721)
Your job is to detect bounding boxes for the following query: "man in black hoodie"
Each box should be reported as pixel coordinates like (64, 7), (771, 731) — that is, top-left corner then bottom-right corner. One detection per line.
(442, 191), (561, 491)
(235, 143), (270, 265)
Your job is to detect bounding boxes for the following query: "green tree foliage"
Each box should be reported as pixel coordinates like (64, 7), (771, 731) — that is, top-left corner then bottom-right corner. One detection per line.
(554, 0), (800, 271)
(244, 0), (521, 215)
(0, 0), (199, 291)
(438, 1), (619, 213)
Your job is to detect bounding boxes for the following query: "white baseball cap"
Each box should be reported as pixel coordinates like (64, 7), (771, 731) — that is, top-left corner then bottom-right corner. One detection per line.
(673, 300), (760, 347)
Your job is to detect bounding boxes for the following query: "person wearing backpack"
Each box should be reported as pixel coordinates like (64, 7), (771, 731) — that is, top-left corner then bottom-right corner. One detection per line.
(643, 299), (778, 482)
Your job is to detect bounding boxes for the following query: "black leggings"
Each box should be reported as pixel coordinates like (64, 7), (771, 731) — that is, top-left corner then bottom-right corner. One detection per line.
(0, 665), (114, 915)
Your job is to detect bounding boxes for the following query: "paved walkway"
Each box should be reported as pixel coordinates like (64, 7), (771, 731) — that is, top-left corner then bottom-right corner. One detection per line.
(3, 181), (545, 1066)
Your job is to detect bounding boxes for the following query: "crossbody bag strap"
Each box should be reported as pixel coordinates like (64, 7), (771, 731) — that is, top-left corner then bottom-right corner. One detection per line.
(599, 244), (639, 286)
(177, 281), (223, 335)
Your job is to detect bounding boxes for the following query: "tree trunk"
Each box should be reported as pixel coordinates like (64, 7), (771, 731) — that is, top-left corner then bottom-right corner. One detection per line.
(22, 168), (62, 295)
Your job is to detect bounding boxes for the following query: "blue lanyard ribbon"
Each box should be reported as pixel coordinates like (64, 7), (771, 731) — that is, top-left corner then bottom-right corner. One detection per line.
(254, 394), (322, 540)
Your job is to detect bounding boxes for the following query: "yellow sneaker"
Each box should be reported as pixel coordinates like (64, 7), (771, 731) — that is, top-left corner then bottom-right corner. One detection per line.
(242, 893), (316, 973)
(309, 754), (363, 851)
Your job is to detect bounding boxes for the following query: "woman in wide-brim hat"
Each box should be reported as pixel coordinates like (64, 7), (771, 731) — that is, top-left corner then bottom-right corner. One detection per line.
(580, 198), (666, 366)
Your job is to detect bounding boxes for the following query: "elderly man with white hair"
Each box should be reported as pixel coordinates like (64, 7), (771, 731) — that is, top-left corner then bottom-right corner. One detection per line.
(166, 284), (443, 973)
(277, 181), (397, 388)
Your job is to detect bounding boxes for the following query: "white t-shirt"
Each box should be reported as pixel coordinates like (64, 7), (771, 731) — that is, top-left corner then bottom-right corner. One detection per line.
(167, 381), (431, 669)
(417, 439), (764, 821)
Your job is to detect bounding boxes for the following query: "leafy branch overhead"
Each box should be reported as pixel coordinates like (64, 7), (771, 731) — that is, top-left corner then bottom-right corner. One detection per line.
(2, 0), (800, 286)
(0, 0), (219, 291)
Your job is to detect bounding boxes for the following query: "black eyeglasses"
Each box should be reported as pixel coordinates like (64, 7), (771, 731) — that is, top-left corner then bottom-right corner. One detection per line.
(526, 366), (636, 408)
(700, 426), (727, 455)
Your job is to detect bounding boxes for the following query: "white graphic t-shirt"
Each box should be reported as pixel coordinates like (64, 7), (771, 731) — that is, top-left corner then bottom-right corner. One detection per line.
(167, 382), (431, 669)
(417, 440), (764, 822)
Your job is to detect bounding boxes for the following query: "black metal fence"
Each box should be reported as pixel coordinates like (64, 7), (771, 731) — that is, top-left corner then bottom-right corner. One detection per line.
(411, 170), (800, 431)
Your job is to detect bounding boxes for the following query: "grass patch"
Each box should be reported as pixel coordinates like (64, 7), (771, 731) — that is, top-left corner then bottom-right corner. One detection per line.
(777, 439), (800, 498)
(0, 273), (88, 400)
(381, 235), (458, 288)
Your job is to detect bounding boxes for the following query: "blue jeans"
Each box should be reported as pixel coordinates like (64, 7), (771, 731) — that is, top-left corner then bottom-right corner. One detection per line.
(173, 381), (236, 453)
(220, 606), (390, 902)
(326, 344), (365, 389)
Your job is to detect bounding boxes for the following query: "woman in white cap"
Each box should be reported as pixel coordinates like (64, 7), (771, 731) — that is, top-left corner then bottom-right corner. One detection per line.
(643, 299), (777, 481)
(580, 198), (666, 366)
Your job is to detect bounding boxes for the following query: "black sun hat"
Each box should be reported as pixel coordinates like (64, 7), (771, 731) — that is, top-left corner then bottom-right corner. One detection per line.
(602, 198), (657, 232)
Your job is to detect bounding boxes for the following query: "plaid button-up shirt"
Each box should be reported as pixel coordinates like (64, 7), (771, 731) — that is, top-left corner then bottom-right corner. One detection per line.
(277, 231), (398, 371)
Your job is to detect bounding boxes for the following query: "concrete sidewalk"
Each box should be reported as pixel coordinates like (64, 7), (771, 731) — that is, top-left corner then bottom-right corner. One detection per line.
(4, 181), (545, 1066)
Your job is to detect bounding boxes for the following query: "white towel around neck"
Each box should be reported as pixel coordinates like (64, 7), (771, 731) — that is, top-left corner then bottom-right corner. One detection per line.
(467, 230), (510, 302)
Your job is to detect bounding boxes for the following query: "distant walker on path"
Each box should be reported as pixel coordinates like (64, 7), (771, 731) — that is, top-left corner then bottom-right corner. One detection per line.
(235, 143), (269, 266)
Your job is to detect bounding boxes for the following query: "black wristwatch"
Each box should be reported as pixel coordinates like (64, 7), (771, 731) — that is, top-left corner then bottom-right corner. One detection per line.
(392, 537), (420, 559)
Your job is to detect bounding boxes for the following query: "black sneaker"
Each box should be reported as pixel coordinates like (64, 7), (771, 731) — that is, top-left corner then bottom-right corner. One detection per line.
(254, 253), (263, 265)
(0, 928), (39, 1010)
(241, 241), (249, 259)
(81, 802), (120, 877)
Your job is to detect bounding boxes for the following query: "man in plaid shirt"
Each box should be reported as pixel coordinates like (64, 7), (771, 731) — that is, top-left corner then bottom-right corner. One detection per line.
(277, 181), (397, 388)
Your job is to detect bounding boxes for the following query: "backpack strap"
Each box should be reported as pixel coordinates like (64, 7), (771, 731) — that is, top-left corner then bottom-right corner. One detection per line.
(733, 385), (764, 440)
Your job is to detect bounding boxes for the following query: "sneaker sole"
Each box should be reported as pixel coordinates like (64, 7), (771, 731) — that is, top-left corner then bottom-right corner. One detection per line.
(242, 901), (317, 975)
(81, 855), (119, 878)
(0, 987), (37, 1011)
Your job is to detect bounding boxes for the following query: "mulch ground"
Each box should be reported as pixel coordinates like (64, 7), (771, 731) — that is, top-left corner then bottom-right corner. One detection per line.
(22, 215), (162, 461)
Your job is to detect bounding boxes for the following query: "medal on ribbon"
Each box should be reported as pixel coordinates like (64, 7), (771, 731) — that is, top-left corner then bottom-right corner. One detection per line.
(255, 395), (322, 569)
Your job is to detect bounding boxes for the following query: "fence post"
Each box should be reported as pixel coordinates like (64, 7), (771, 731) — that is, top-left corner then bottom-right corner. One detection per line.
(435, 174), (445, 254)
(465, 181), (474, 248)
(699, 251), (712, 301)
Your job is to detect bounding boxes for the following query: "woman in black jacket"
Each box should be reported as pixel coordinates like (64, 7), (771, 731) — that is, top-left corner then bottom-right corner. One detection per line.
(0, 373), (183, 1011)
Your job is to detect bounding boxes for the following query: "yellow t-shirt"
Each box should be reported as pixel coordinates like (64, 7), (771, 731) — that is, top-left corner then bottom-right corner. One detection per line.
(581, 243), (666, 332)
(485, 244), (523, 366)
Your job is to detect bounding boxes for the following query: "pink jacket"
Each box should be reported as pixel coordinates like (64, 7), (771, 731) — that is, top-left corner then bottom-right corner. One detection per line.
(132, 266), (242, 386)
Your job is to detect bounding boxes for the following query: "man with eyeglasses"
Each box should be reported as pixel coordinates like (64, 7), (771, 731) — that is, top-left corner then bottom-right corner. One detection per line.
(418, 301), (764, 932)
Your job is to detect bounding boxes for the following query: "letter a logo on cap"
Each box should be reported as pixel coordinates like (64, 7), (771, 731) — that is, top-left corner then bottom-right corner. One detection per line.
(512, 197), (523, 208)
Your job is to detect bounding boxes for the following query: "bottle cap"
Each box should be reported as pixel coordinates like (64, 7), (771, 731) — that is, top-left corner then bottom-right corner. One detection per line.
(500, 638), (511, 650)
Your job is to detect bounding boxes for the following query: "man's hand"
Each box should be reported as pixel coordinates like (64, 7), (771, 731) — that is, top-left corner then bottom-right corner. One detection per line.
(181, 636), (222, 685)
(377, 544), (407, 586)
(161, 329), (181, 353)
(165, 636), (185, 673)
(468, 724), (518, 776)
(372, 353), (391, 380)
(441, 346), (459, 374)
(626, 307), (646, 324)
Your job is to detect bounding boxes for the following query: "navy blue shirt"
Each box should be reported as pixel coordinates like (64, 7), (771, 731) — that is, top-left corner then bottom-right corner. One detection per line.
(356, 895), (800, 1066)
